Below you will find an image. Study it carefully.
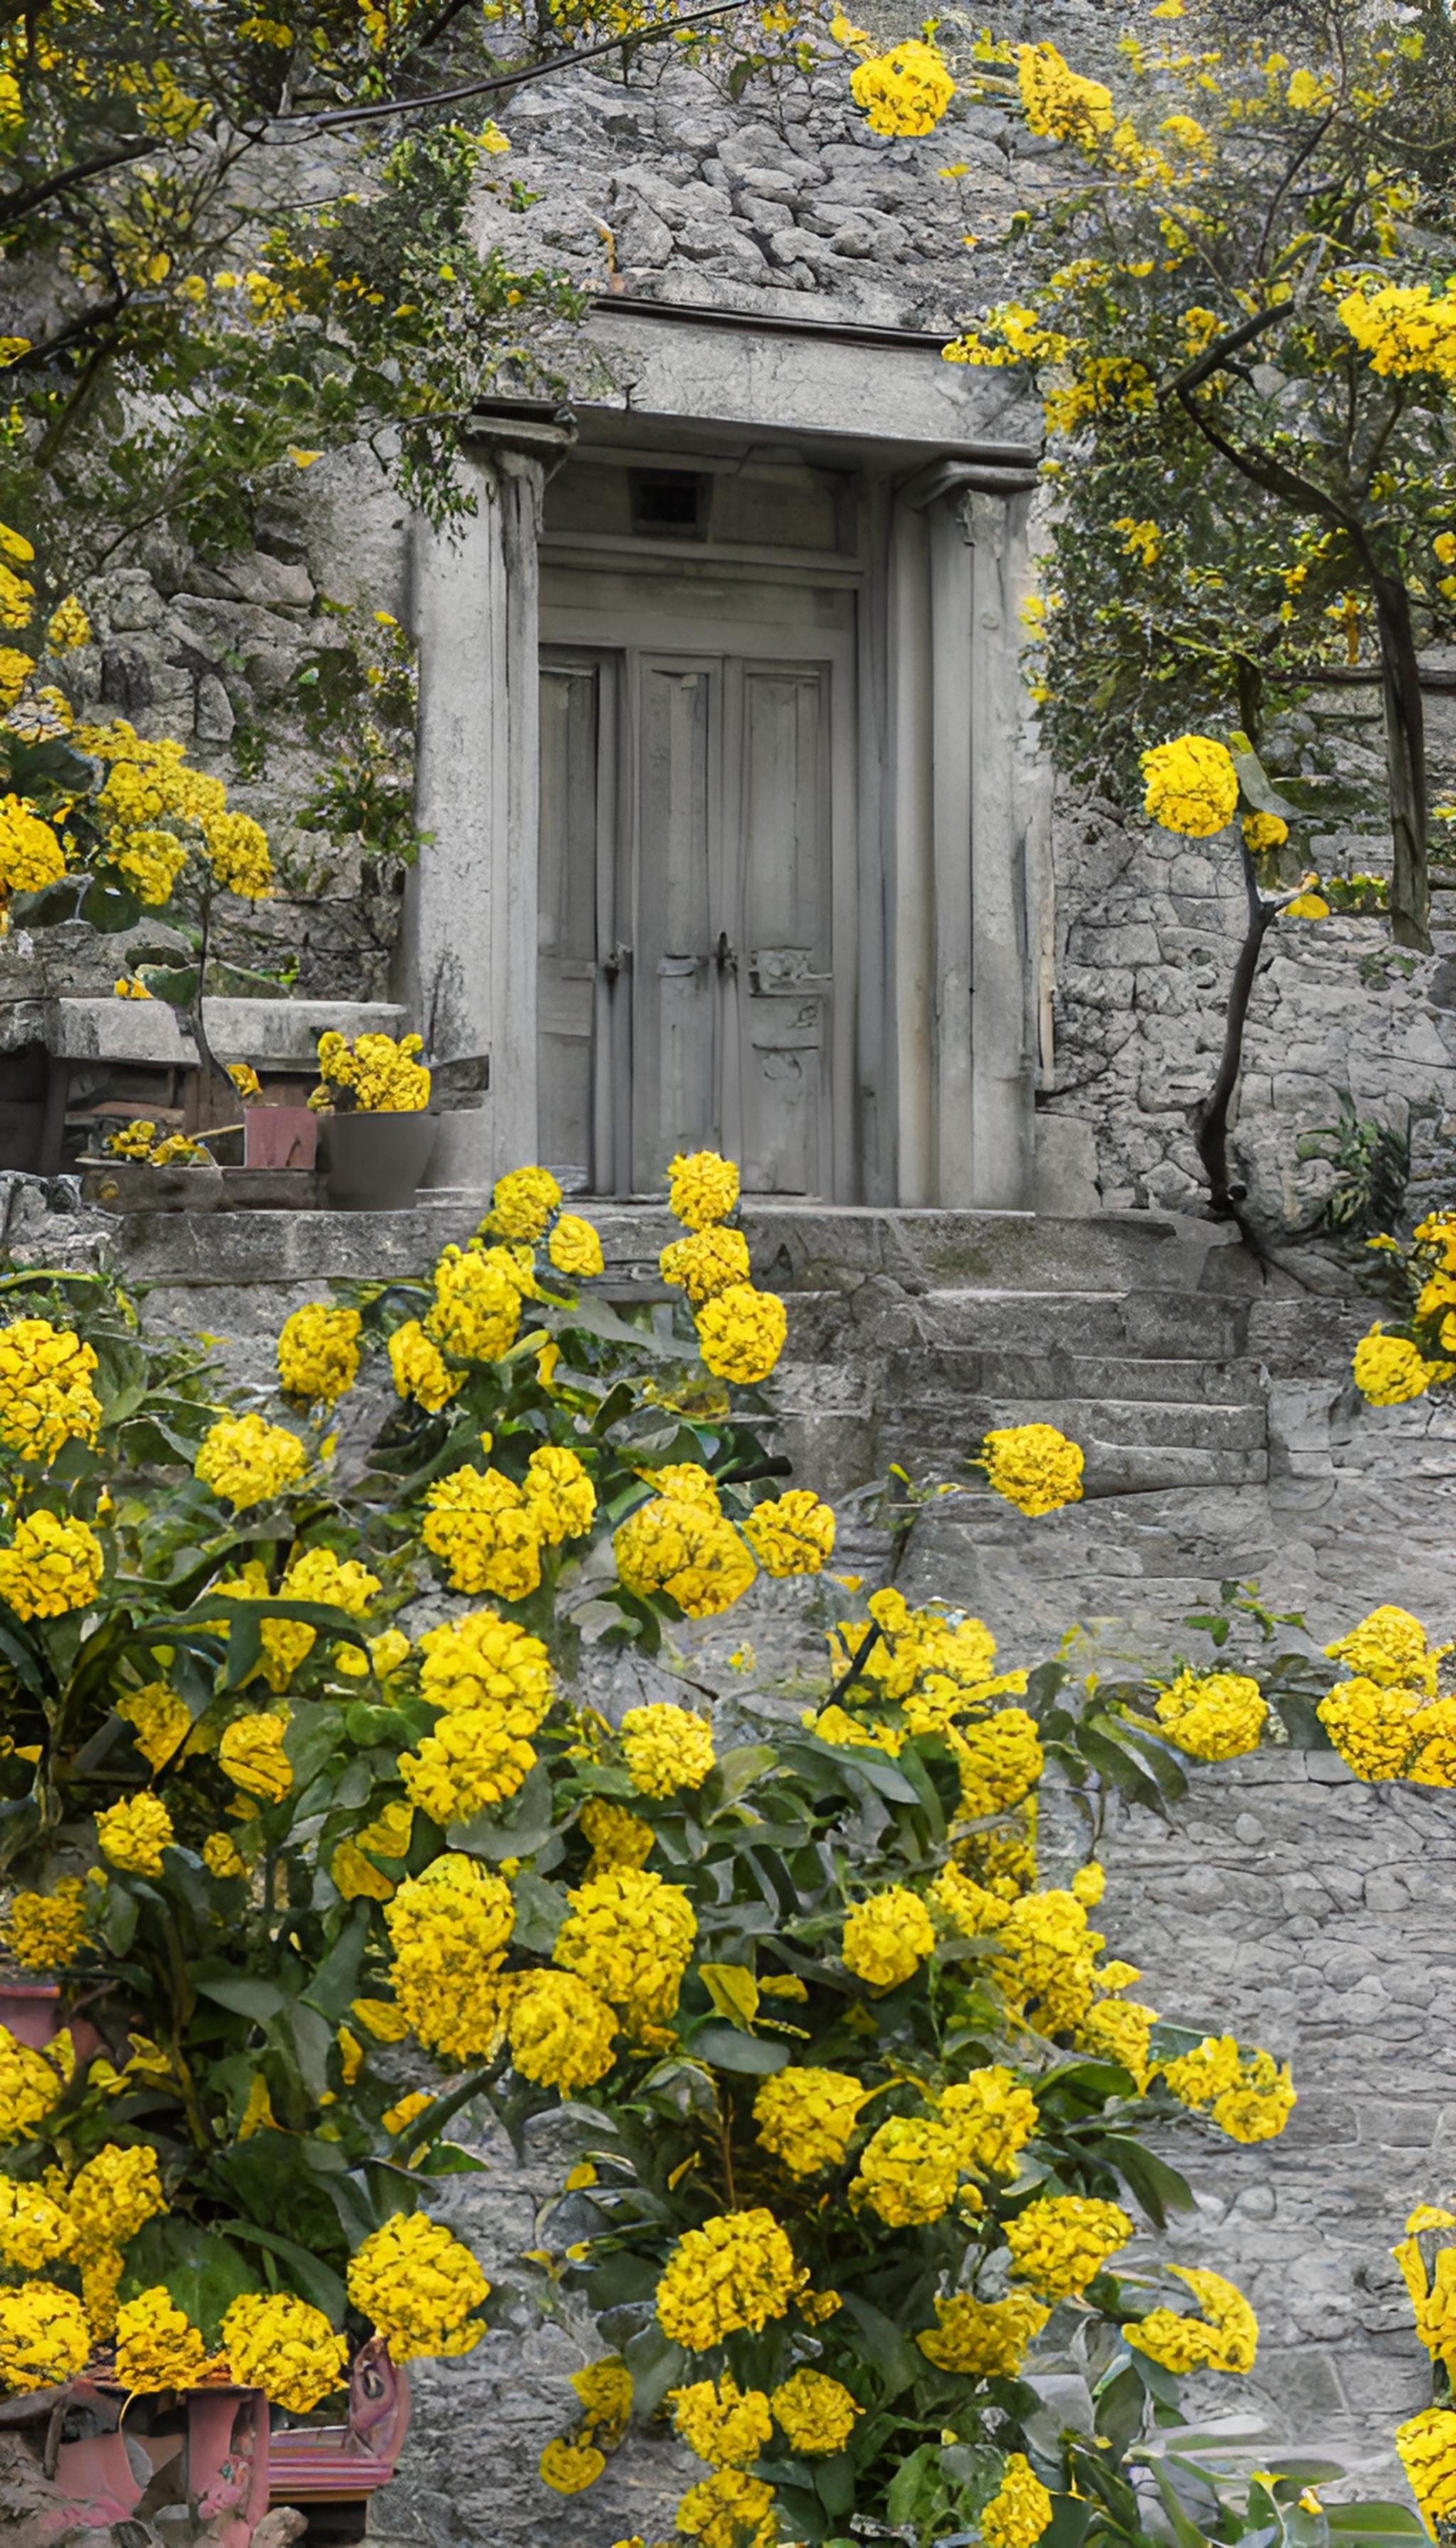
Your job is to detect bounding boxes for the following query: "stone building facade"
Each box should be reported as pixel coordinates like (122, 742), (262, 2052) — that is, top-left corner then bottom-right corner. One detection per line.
(14, 10), (1456, 2539)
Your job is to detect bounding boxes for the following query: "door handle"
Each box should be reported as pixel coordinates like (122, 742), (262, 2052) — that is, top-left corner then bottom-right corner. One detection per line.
(601, 943), (633, 982)
(657, 953), (703, 977)
(714, 932), (737, 975)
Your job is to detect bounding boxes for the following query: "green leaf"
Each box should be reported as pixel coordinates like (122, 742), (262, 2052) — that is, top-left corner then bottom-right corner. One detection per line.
(621, 2325), (686, 2417)
(700, 1745), (776, 1811)
(195, 1972), (287, 2020)
(510, 1872), (569, 1954)
(841, 2292), (921, 2399)
(1100, 2133), (1195, 2229)
(140, 965), (201, 1006)
(301, 1904), (368, 2022)
(217, 2222), (348, 2321)
(686, 2023), (788, 2075)
(120, 2220), (255, 2345)
(449, 1760), (555, 1859)
(887, 2442), (941, 2525)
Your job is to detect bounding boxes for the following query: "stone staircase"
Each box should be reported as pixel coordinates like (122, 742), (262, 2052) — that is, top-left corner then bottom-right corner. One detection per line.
(589, 1203), (1274, 1501)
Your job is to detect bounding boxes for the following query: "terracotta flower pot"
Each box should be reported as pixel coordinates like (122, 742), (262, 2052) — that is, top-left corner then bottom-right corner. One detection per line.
(244, 1107), (318, 1172)
(0, 1981), (61, 2046)
(319, 1109), (439, 1211)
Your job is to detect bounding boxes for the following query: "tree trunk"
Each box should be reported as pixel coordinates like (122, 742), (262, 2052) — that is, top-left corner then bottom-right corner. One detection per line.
(1374, 572), (1430, 953)
(1194, 840), (1277, 1213)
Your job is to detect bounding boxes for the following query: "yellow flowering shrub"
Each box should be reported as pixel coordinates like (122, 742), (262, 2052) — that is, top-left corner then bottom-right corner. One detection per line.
(95, 1792), (173, 1873)
(0, 2283), (90, 2389)
(1397, 2407), (1456, 2534)
(422, 1463), (543, 1598)
(1123, 2264), (1258, 2375)
(614, 1493), (756, 1617)
(671, 2374), (774, 2467)
(752, 2067), (868, 2175)
(485, 1165), (562, 1240)
(0, 1509), (102, 1618)
(222, 2290), (350, 2409)
(1003, 2194), (1134, 2296)
(983, 2453), (1055, 2548)
(842, 1883), (936, 1988)
(849, 38), (955, 136)
(0, 1320), (100, 1464)
(387, 1316), (462, 1410)
(661, 1226), (751, 1301)
(655, 2208), (801, 2348)
(218, 1711), (293, 1800)
(554, 1865), (697, 2035)
(114, 2286), (214, 2390)
(1, 1879), (87, 1972)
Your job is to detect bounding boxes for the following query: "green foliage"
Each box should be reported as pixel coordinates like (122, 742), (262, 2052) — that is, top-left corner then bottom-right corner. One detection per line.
(1297, 1093), (1413, 1237)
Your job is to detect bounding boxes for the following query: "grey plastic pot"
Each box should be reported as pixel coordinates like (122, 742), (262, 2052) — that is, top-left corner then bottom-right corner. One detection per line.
(319, 1108), (439, 1211)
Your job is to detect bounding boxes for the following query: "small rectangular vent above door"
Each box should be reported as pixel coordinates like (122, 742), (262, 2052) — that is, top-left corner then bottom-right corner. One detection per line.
(629, 469), (710, 540)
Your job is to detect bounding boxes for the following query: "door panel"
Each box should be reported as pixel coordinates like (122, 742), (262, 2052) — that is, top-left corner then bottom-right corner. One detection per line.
(632, 660), (718, 1190)
(537, 662), (601, 1181)
(737, 663), (831, 1195)
(537, 627), (845, 1198)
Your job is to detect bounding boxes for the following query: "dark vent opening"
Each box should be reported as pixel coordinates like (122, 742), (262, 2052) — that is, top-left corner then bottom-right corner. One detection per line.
(629, 469), (710, 537)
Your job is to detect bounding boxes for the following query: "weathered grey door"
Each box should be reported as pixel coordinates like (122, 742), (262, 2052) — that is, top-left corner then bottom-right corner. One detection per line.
(537, 642), (836, 1197)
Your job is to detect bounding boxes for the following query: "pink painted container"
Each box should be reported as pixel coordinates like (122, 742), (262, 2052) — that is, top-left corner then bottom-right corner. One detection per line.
(244, 1108), (318, 1171)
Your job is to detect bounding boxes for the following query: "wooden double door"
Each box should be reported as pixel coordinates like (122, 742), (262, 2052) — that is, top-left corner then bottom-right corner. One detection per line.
(537, 612), (852, 1197)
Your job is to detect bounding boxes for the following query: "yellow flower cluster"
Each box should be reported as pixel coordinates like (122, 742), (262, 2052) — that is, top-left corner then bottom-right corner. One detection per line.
(1003, 2193), (1133, 2295)
(388, 1317), (461, 1411)
(916, 2289), (1050, 2376)
(614, 1491), (756, 1618)
(852, 2114), (963, 2225)
(0, 1509), (103, 1619)
(742, 1489), (835, 1575)
(95, 1792), (174, 1873)
(939, 2065), (1039, 2175)
(1394, 2206), (1456, 2382)
(195, 1413), (306, 1509)
(1352, 1324), (1447, 1405)
(484, 1165), (562, 1241)
(114, 2286), (214, 2391)
(0, 2177), (74, 2269)
(1327, 1605), (1445, 1693)
(346, 2211), (490, 2360)
(752, 2065), (868, 2175)
(672, 2373), (773, 2466)
(398, 1643), (548, 1821)
(695, 1282), (787, 1384)
(222, 2291), (350, 2409)
(0, 2025), (72, 2144)
(1160, 2034), (1295, 2141)
(426, 1244), (524, 1362)
(385, 1854), (515, 2057)
(1, 1878), (87, 1971)
(1337, 277), (1456, 388)
(419, 1607), (555, 1715)
(1400, 2405), (1456, 2537)
(676, 2468), (777, 2548)
(0, 795), (65, 897)
(849, 38), (954, 136)
(978, 1423), (1084, 1516)
(655, 2207), (799, 2348)
(1124, 2265), (1258, 2375)
(549, 1213), (604, 1278)
(1141, 734), (1240, 837)
(1078, 1993), (1160, 2089)
(0, 1320), (101, 1463)
(1017, 39), (1114, 143)
(660, 1226), (751, 1301)
(668, 1149), (739, 1230)
(842, 1884), (936, 1989)
(0, 2282), (90, 2390)
(771, 2368), (859, 2453)
(205, 809), (274, 900)
(582, 1795), (655, 1874)
(422, 1448), (591, 1601)
(277, 1302), (361, 1405)
(621, 1702), (715, 1797)
(219, 1711), (293, 1801)
(1316, 1677), (1454, 1785)
(951, 1707), (1044, 1816)
(1154, 1668), (1268, 1762)
(554, 1866), (697, 2035)
(983, 2453), (1054, 2548)
(508, 1969), (619, 2090)
(312, 1029), (429, 1112)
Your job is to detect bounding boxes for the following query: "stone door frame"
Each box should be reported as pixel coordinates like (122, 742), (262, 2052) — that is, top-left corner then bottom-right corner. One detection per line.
(400, 307), (1049, 1206)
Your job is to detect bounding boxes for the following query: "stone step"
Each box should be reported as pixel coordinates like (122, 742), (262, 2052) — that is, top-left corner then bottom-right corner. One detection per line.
(877, 1389), (1265, 1455)
(874, 1344), (1263, 1408)
(916, 1285), (1251, 1361)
